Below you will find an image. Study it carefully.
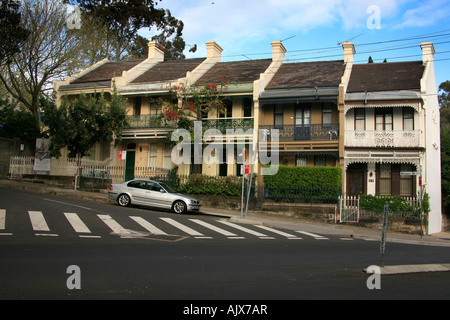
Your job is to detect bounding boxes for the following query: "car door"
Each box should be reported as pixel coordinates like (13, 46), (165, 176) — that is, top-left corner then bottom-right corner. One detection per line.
(127, 180), (149, 205)
(146, 181), (172, 209)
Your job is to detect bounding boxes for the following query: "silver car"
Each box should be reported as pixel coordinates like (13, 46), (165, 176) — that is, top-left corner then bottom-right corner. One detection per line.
(108, 179), (201, 214)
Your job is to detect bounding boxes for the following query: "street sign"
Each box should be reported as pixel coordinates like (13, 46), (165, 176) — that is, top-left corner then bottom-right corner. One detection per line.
(400, 171), (420, 176)
(119, 151), (127, 160)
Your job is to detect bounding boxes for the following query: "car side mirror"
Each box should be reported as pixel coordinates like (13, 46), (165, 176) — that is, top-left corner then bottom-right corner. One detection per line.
(159, 189), (165, 193)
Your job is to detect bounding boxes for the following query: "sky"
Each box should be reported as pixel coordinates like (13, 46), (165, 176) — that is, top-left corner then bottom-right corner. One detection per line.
(139, 0), (450, 92)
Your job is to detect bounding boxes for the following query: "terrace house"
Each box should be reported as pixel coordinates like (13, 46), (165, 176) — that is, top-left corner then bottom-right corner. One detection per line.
(343, 42), (442, 234)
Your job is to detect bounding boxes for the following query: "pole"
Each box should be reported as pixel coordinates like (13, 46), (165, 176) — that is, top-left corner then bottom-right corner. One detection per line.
(380, 204), (389, 267)
(240, 165), (245, 217)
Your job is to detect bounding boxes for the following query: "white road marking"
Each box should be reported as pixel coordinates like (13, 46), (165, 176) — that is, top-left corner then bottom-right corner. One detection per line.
(296, 231), (329, 240)
(255, 225), (302, 239)
(130, 216), (168, 235)
(97, 214), (131, 235)
(190, 219), (243, 239)
(160, 217), (211, 239)
(217, 220), (275, 239)
(64, 212), (92, 234)
(28, 211), (50, 232)
(0, 209), (5, 230)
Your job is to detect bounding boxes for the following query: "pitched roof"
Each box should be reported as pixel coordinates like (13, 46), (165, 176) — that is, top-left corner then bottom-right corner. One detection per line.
(346, 61), (424, 93)
(71, 60), (144, 84)
(131, 58), (206, 84)
(195, 59), (272, 85)
(266, 60), (345, 89)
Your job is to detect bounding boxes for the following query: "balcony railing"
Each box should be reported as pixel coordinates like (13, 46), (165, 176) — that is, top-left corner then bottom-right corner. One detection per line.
(125, 115), (176, 129)
(259, 124), (339, 141)
(345, 130), (421, 148)
(202, 117), (254, 132)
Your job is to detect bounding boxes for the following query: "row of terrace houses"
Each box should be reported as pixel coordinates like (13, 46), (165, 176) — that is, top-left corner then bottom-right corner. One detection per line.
(54, 40), (442, 234)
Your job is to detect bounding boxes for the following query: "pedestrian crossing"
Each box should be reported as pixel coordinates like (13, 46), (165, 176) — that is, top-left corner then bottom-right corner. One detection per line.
(0, 208), (362, 242)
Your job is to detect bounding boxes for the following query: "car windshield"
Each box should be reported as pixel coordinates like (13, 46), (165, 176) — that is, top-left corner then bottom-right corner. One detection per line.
(158, 182), (176, 193)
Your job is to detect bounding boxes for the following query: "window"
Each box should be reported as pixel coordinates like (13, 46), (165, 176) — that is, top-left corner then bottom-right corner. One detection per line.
(375, 108), (393, 131)
(314, 156), (326, 167)
(379, 164), (391, 195)
(274, 105), (283, 128)
(354, 108), (365, 130)
(296, 156), (307, 167)
(220, 99), (232, 118)
(134, 96), (141, 116)
(243, 98), (252, 117)
(322, 104), (332, 126)
(400, 164), (414, 196)
(163, 144), (173, 170)
(149, 144), (157, 168)
(403, 108), (414, 131)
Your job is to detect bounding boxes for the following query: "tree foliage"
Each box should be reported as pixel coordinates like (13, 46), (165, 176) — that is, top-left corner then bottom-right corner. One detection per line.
(0, 98), (40, 143)
(0, 0), (83, 124)
(71, 0), (194, 61)
(440, 81), (450, 214)
(0, 0), (29, 65)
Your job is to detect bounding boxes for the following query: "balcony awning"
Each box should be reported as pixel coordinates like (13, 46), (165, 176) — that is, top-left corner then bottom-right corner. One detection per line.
(259, 87), (339, 105)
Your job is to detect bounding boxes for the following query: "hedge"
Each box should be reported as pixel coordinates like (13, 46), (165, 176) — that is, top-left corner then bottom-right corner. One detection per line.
(177, 174), (254, 197)
(262, 166), (342, 202)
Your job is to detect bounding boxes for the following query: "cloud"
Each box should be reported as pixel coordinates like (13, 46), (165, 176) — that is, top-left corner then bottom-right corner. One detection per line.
(395, 0), (450, 28)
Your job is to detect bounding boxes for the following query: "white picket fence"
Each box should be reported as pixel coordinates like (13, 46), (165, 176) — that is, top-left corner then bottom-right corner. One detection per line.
(338, 195), (420, 223)
(9, 156), (171, 183)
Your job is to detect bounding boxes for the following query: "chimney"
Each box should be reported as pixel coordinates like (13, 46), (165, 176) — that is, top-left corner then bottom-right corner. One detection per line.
(421, 41), (435, 63)
(206, 41), (223, 60)
(148, 41), (165, 61)
(271, 41), (286, 63)
(342, 42), (355, 64)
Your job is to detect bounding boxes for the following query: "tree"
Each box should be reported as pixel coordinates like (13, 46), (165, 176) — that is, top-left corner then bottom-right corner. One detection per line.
(41, 85), (128, 186)
(42, 88), (127, 160)
(0, 0), (84, 124)
(439, 80), (450, 215)
(0, 0), (29, 65)
(0, 98), (40, 143)
(439, 80), (450, 109)
(161, 79), (228, 174)
(72, 0), (194, 61)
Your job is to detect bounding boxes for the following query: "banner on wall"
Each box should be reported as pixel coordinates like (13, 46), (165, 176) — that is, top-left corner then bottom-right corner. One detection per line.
(33, 138), (51, 175)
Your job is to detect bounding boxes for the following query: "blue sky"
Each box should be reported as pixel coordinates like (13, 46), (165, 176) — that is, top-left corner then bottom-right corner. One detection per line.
(140, 0), (450, 91)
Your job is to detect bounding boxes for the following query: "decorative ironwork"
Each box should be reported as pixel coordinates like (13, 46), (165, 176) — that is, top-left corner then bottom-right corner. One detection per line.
(259, 124), (339, 141)
(345, 130), (420, 148)
(125, 115), (175, 129)
(202, 118), (254, 132)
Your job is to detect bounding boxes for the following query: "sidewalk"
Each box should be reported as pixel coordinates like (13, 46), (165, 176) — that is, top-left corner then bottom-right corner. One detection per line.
(1, 178), (450, 248)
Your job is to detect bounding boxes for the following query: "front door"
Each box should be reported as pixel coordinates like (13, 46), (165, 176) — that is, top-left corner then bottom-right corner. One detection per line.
(346, 163), (366, 196)
(294, 106), (311, 140)
(125, 151), (135, 181)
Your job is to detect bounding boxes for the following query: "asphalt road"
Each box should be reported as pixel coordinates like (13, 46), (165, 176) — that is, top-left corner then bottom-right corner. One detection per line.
(1, 187), (449, 305)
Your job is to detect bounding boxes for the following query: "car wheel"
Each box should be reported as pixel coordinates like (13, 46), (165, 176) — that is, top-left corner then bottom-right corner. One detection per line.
(172, 200), (187, 214)
(117, 194), (131, 207)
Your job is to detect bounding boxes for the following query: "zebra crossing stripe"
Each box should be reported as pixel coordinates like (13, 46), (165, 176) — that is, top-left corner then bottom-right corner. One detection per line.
(296, 231), (329, 240)
(0, 209), (5, 230)
(190, 219), (244, 239)
(217, 220), (275, 239)
(64, 212), (92, 234)
(130, 216), (168, 235)
(28, 211), (50, 232)
(255, 225), (302, 239)
(97, 214), (131, 236)
(160, 217), (211, 239)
